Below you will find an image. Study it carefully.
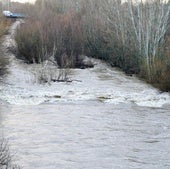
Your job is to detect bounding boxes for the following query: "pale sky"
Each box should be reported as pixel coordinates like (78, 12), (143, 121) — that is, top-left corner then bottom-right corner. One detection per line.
(11, 0), (35, 3)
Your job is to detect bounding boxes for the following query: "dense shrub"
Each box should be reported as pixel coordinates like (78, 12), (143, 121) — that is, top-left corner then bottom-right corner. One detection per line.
(53, 11), (84, 68)
(16, 9), (85, 67)
(139, 27), (170, 91)
(140, 56), (170, 91)
(15, 20), (43, 63)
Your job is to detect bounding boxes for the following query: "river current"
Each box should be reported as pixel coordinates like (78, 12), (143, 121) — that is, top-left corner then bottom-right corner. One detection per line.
(0, 21), (170, 169)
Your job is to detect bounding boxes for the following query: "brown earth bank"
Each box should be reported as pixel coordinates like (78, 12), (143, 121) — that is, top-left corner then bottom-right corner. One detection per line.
(0, 16), (13, 38)
(0, 17), (12, 77)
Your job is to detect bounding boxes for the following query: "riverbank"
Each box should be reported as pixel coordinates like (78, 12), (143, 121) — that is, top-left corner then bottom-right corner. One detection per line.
(0, 16), (12, 37)
(14, 1), (170, 92)
(0, 16), (14, 77)
(0, 20), (170, 107)
(138, 28), (170, 92)
(0, 18), (21, 169)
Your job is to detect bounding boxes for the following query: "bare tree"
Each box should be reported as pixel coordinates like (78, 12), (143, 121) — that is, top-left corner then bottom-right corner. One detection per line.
(0, 139), (21, 169)
(127, 0), (170, 77)
(97, 0), (170, 75)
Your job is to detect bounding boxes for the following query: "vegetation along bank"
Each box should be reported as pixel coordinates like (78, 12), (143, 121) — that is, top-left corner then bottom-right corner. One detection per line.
(8, 0), (170, 91)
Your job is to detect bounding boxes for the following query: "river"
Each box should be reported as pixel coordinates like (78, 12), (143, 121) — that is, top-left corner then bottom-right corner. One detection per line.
(0, 21), (170, 169)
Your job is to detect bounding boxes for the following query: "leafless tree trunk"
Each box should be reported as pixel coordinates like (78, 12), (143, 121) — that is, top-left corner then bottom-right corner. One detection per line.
(98, 0), (170, 75)
(127, 0), (170, 76)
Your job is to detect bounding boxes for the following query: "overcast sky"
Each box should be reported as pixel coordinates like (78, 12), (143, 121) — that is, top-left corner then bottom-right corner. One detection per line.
(11, 0), (35, 3)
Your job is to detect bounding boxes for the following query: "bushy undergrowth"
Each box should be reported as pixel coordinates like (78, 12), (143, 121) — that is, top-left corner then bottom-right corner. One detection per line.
(0, 55), (9, 77)
(15, 20), (43, 63)
(0, 16), (12, 77)
(140, 30), (170, 91)
(15, 8), (85, 68)
(15, 0), (170, 91)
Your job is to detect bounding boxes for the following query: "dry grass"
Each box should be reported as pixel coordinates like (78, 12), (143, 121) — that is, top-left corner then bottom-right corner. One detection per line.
(140, 56), (170, 92)
(0, 16), (12, 38)
(0, 16), (12, 77)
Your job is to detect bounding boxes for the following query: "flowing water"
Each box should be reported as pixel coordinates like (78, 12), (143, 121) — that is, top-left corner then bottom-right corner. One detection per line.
(0, 21), (170, 169)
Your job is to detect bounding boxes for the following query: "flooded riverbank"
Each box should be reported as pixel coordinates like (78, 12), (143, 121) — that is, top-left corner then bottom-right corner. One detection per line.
(0, 21), (170, 169)
(0, 59), (170, 107)
(0, 21), (170, 107)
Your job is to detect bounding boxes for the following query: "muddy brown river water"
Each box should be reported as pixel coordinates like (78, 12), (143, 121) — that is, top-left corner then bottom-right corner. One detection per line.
(0, 21), (170, 169)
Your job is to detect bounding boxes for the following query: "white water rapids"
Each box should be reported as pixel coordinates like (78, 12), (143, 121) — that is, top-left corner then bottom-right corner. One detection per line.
(0, 21), (170, 169)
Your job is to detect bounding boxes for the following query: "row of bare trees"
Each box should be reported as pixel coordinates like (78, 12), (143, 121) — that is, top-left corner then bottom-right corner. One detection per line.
(84, 0), (170, 71)
(82, 0), (170, 90)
